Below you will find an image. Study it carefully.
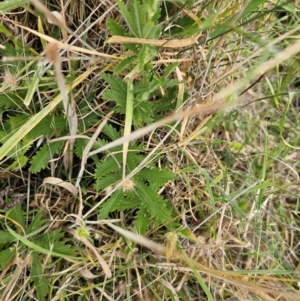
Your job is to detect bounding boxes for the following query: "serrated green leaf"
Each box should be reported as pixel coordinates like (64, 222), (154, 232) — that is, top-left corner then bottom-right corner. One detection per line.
(117, 0), (161, 38)
(6, 223), (82, 261)
(114, 56), (136, 74)
(74, 139), (89, 159)
(102, 90), (127, 107)
(0, 230), (15, 244)
(107, 19), (139, 53)
(30, 141), (63, 173)
(99, 189), (123, 219)
(31, 252), (49, 301)
(0, 248), (16, 269)
(142, 22), (160, 39)
(23, 115), (53, 140)
(9, 114), (29, 131)
(107, 18), (128, 36)
(33, 229), (76, 257)
(0, 67), (96, 161)
(103, 124), (121, 140)
(8, 155), (28, 170)
(126, 152), (145, 170)
(95, 171), (122, 190)
(117, 0), (142, 37)
(27, 211), (46, 234)
(101, 73), (127, 96)
(115, 192), (140, 211)
(139, 168), (177, 190)
(95, 156), (121, 178)
(7, 204), (25, 230)
(0, 92), (26, 110)
(51, 242), (77, 256)
(135, 205), (150, 234)
(133, 104), (154, 127)
(136, 182), (171, 225)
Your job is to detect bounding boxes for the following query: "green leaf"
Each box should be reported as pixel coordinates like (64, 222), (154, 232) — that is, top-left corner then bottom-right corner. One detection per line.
(0, 248), (16, 269)
(30, 141), (64, 173)
(103, 124), (121, 140)
(33, 229), (77, 257)
(135, 205), (150, 234)
(26, 115), (54, 139)
(0, 230), (15, 244)
(132, 103), (154, 127)
(101, 73), (127, 96)
(126, 152), (146, 170)
(117, 0), (161, 38)
(102, 90), (126, 107)
(27, 211), (46, 234)
(161, 62), (178, 80)
(31, 252), (49, 301)
(9, 114), (29, 131)
(95, 171), (122, 191)
(114, 56), (136, 74)
(107, 18), (128, 36)
(118, 0), (143, 37)
(95, 156), (121, 178)
(99, 189), (123, 219)
(139, 168), (177, 190)
(136, 182), (172, 225)
(8, 155), (28, 170)
(101, 74), (127, 107)
(74, 139), (89, 159)
(138, 45), (157, 71)
(7, 204), (25, 230)
(0, 0), (30, 13)
(0, 92), (26, 110)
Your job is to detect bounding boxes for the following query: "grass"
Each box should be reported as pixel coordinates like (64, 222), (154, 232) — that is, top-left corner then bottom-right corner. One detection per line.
(0, 0), (299, 300)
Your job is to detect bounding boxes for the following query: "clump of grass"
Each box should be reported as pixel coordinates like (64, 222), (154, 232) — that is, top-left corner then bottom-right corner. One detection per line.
(0, 0), (299, 300)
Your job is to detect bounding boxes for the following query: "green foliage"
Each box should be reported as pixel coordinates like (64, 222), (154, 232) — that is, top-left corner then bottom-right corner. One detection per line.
(0, 207), (78, 300)
(31, 252), (49, 301)
(30, 141), (64, 173)
(101, 66), (178, 128)
(95, 141), (178, 233)
(116, 0), (161, 39)
(0, 247), (16, 269)
(0, 0), (30, 13)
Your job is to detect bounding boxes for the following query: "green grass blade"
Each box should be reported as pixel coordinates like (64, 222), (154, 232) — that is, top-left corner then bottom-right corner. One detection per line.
(24, 65), (44, 106)
(0, 0), (30, 12)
